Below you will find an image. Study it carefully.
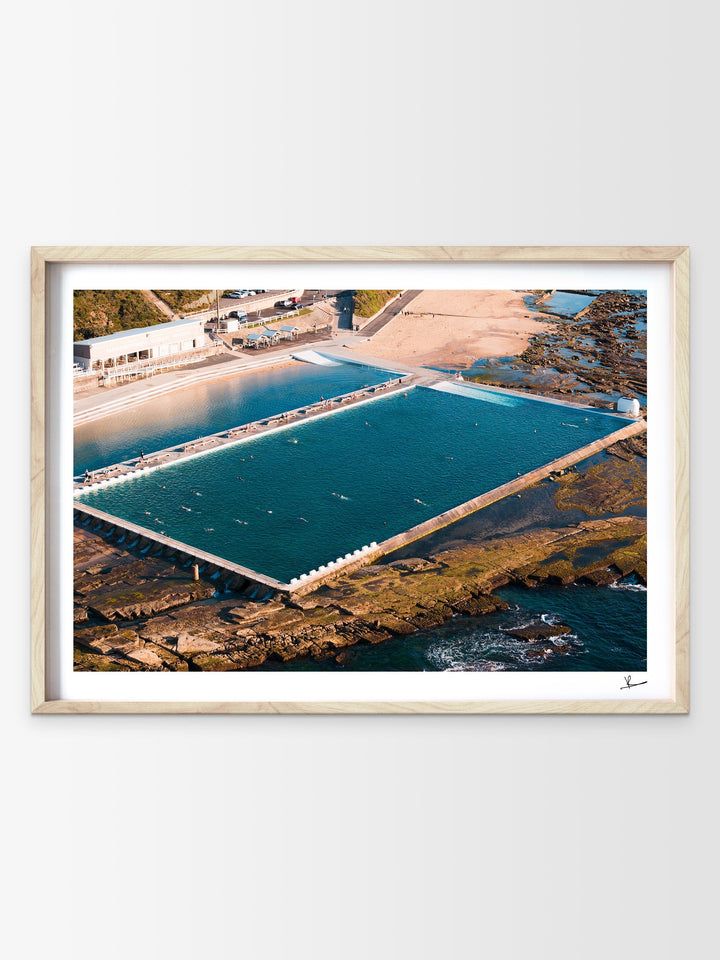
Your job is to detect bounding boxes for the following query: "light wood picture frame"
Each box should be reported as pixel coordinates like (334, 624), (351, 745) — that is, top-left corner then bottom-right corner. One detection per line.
(31, 246), (689, 714)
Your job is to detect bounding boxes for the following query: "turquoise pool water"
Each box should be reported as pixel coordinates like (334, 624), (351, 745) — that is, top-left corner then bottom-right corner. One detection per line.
(74, 358), (398, 475)
(75, 384), (627, 583)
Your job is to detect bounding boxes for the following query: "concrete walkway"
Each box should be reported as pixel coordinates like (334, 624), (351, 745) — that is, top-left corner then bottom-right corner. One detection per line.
(356, 290), (421, 336)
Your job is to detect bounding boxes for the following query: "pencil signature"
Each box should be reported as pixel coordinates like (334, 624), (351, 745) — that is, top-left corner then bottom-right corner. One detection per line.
(620, 675), (648, 690)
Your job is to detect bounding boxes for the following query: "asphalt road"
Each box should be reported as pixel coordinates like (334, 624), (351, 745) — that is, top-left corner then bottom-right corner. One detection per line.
(359, 290), (422, 336)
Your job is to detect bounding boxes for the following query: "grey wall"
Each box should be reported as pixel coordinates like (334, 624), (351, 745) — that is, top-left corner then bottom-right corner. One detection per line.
(3, 2), (715, 959)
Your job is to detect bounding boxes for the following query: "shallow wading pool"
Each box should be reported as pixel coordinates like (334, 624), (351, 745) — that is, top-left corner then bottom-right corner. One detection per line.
(74, 357), (400, 474)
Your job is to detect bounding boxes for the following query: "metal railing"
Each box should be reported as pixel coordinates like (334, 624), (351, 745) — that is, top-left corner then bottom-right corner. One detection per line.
(96, 346), (222, 384)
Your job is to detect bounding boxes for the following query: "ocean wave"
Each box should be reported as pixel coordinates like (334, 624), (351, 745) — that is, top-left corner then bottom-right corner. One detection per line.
(540, 612), (562, 625)
(609, 581), (647, 592)
(425, 623), (579, 672)
(444, 662), (508, 672)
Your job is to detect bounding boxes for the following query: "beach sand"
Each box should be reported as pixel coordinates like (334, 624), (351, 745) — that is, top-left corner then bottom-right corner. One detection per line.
(347, 290), (553, 368)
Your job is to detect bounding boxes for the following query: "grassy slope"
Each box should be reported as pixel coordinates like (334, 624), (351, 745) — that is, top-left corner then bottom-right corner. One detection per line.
(353, 290), (401, 319)
(152, 290), (214, 313)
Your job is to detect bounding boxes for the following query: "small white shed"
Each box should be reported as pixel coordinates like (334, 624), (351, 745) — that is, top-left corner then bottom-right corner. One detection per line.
(616, 396), (641, 417)
(219, 317), (239, 333)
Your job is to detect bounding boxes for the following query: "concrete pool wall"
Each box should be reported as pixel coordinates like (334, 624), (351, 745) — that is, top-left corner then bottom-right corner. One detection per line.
(74, 414), (647, 596)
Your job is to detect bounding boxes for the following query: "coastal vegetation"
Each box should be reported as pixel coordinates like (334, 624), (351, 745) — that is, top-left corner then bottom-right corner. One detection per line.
(73, 290), (165, 341)
(353, 290), (401, 319)
(153, 290), (214, 313)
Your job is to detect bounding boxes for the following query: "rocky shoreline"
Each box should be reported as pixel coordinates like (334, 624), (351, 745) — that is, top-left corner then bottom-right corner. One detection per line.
(467, 290), (647, 408)
(74, 445), (646, 672)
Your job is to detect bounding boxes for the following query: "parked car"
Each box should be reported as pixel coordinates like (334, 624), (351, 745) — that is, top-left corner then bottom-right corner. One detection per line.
(229, 309), (248, 319)
(225, 291), (241, 298)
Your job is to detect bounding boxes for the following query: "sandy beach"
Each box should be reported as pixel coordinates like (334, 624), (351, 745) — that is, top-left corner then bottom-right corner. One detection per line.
(347, 290), (553, 368)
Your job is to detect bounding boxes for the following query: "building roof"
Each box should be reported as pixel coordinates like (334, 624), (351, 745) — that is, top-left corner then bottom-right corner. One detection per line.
(246, 332), (269, 341)
(262, 328), (280, 337)
(74, 314), (205, 347)
(280, 325), (299, 332)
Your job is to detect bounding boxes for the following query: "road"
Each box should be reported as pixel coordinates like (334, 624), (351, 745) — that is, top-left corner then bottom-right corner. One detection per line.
(359, 290), (422, 336)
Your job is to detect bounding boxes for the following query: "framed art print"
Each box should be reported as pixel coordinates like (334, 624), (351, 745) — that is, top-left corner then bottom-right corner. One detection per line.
(31, 246), (689, 713)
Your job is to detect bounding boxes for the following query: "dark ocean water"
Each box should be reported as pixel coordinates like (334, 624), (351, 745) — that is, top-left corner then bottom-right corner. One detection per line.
(257, 580), (647, 672)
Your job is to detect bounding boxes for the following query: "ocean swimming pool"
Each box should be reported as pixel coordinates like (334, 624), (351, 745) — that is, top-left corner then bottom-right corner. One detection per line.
(74, 357), (399, 475)
(75, 384), (629, 583)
